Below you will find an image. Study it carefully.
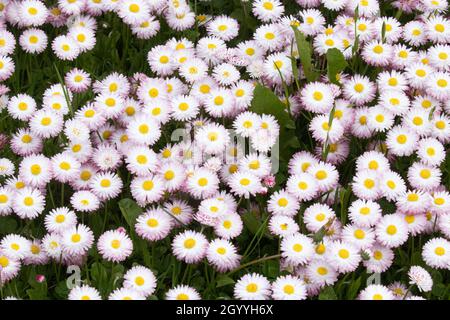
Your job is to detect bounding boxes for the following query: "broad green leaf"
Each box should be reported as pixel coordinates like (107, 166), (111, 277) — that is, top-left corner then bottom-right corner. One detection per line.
(432, 283), (447, 298)
(319, 286), (338, 300)
(27, 274), (48, 300)
(326, 48), (348, 85)
(0, 217), (17, 234)
(119, 198), (143, 229)
(292, 27), (319, 82)
(346, 276), (362, 299)
(250, 84), (300, 167)
(54, 280), (70, 299)
(264, 259), (280, 279)
(90, 262), (108, 290)
(27, 288), (48, 300)
(250, 84), (293, 127)
(216, 275), (235, 288)
(242, 211), (261, 235)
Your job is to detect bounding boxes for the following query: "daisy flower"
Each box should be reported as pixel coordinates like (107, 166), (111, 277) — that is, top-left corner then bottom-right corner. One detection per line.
(29, 109), (64, 139)
(165, 285), (201, 300)
(422, 237), (450, 269)
(135, 208), (173, 242)
(97, 229), (133, 262)
(301, 82), (334, 114)
(206, 239), (241, 272)
(281, 233), (315, 267)
(207, 15), (239, 41)
(271, 275), (307, 300)
(267, 189), (300, 217)
(363, 243), (395, 273)
(0, 252), (21, 284)
(348, 199), (382, 228)
(126, 114), (161, 146)
(130, 175), (165, 206)
(305, 258), (338, 288)
(172, 230), (208, 264)
(44, 207), (77, 234)
(0, 55), (14, 81)
(234, 273), (271, 300)
(52, 35), (80, 61)
(18, 0), (48, 27)
(186, 168), (219, 199)
(117, 0), (150, 25)
(19, 28), (47, 54)
(375, 214), (409, 248)
(61, 224), (94, 257)
(123, 265), (157, 298)
(89, 172), (123, 201)
(12, 187), (45, 219)
(108, 287), (145, 300)
(68, 285), (102, 300)
(214, 213), (243, 240)
(326, 240), (361, 274)
(7, 93), (37, 121)
(408, 266), (433, 292)
(358, 285), (394, 300)
(65, 68), (91, 93)
(0, 234), (31, 260)
(269, 215), (299, 237)
(303, 203), (335, 233)
(0, 186), (14, 216)
(228, 171), (263, 198)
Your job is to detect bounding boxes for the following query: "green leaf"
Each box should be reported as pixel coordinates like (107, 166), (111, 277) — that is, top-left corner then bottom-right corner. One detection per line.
(249, 84), (300, 167)
(216, 275), (235, 288)
(326, 48), (348, 85)
(250, 84), (292, 127)
(319, 286), (338, 300)
(381, 22), (387, 43)
(54, 280), (70, 299)
(0, 217), (17, 234)
(346, 276), (362, 299)
(242, 211), (261, 235)
(27, 274), (48, 300)
(432, 283), (446, 298)
(292, 27), (319, 82)
(90, 262), (108, 291)
(264, 259), (280, 279)
(118, 198), (143, 229)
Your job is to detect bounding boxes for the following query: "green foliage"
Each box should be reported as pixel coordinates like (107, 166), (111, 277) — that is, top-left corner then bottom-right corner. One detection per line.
(292, 27), (319, 82)
(326, 48), (348, 85)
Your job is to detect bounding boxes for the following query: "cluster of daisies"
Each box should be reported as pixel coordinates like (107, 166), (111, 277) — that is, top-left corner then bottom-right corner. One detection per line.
(1, 0), (450, 300)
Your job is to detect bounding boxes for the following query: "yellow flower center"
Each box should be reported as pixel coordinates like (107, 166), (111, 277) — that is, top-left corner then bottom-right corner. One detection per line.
(420, 169), (431, 179)
(315, 170), (327, 180)
(142, 180), (154, 191)
(338, 249), (349, 259)
(100, 179), (111, 188)
(317, 267), (328, 275)
(147, 218), (158, 227)
(41, 117), (52, 126)
(59, 161), (71, 171)
(373, 45), (383, 54)
(184, 238), (196, 249)
(283, 285), (294, 295)
(71, 234), (81, 243)
(386, 225), (397, 235)
(129, 3), (139, 12)
(354, 229), (365, 239)
(434, 247), (445, 256)
(31, 164), (41, 175)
